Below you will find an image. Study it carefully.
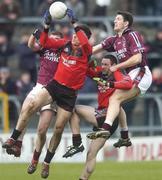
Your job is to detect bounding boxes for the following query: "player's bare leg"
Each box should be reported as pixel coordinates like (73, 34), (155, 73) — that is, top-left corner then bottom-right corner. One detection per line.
(63, 111), (84, 158)
(113, 107), (132, 148)
(27, 110), (54, 174)
(79, 138), (106, 180)
(37, 110), (55, 152)
(16, 88), (52, 131)
(70, 109), (81, 134)
(2, 88), (53, 149)
(63, 105), (98, 158)
(118, 107), (127, 129)
(105, 87), (139, 125)
(75, 105), (98, 126)
(93, 87), (140, 139)
(41, 106), (72, 178)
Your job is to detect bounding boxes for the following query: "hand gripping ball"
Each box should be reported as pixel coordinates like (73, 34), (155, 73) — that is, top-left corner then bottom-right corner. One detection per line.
(49, 1), (67, 19)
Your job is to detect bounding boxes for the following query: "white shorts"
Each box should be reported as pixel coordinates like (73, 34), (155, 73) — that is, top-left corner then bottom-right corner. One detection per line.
(128, 66), (152, 94)
(27, 83), (57, 112)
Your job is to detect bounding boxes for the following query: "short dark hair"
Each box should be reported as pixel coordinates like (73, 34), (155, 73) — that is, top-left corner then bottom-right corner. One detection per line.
(103, 54), (117, 64)
(117, 11), (133, 27)
(77, 24), (92, 39)
(50, 31), (63, 38)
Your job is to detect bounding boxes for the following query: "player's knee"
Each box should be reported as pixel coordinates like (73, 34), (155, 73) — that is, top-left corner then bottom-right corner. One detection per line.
(86, 159), (94, 174)
(55, 124), (64, 134)
(19, 103), (34, 120)
(86, 166), (94, 174)
(37, 127), (47, 137)
(87, 150), (95, 161)
(109, 94), (121, 103)
(28, 99), (38, 112)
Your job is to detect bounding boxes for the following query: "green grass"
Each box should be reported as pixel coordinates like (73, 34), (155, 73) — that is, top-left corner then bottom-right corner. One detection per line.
(0, 161), (162, 180)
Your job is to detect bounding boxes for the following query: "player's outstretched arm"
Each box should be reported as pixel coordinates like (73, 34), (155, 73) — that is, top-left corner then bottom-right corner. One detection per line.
(67, 8), (92, 54)
(110, 53), (142, 72)
(39, 10), (67, 49)
(43, 10), (52, 30)
(28, 29), (42, 51)
(108, 70), (133, 90)
(92, 44), (103, 54)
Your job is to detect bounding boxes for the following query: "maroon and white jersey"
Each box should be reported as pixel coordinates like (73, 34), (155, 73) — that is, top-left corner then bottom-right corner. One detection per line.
(37, 48), (60, 85)
(101, 28), (147, 73)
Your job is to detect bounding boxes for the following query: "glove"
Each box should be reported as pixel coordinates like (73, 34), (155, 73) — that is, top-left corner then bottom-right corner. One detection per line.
(66, 8), (78, 24)
(89, 59), (97, 69)
(44, 10), (52, 26)
(107, 81), (114, 88)
(32, 29), (41, 40)
(93, 77), (115, 88)
(93, 77), (107, 86)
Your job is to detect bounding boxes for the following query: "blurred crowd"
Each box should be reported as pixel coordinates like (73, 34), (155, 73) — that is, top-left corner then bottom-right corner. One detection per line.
(1, 0), (162, 18)
(0, 0), (162, 128)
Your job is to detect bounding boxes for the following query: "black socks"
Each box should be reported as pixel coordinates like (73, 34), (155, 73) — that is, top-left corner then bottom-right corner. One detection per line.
(44, 149), (55, 164)
(11, 129), (21, 140)
(73, 134), (82, 147)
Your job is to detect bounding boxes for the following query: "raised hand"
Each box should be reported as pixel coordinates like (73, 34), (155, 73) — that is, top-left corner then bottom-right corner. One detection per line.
(44, 10), (52, 26)
(66, 8), (78, 24)
(32, 29), (41, 40)
(110, 65), (118, 72)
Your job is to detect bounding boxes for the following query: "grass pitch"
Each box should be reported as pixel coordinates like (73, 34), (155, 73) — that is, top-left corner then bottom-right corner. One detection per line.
(0, 161), (161, 180)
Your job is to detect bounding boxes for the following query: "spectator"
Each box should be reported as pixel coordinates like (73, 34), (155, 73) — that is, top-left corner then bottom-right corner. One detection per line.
(117, 0), (137, 13)
(62, 25), (72, 40)
(93, 0), (110, 16)
(150, 67), (162, 92)
(0, 0), (22, 40)
(16, 71), (34, 103)
(65, 0), (85, 18)
(37, 0), (53, 16)
(0, 67), (17, 94)
(148, 29), (162, 69)
(16, 32), (38, 84)
(0, 0), (21, 20)
(0, 33), (15, 67)
(0, 67), (18, 127)
(136, 0), (155, 15)
(20, 0), (43, 16)
(154, 0), (162, 16)
(145, 67), (162, 126)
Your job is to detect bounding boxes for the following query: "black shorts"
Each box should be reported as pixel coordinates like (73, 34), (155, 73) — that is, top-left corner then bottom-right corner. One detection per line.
(93, 108), (119, 135)
(45, 80), (77, 112)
